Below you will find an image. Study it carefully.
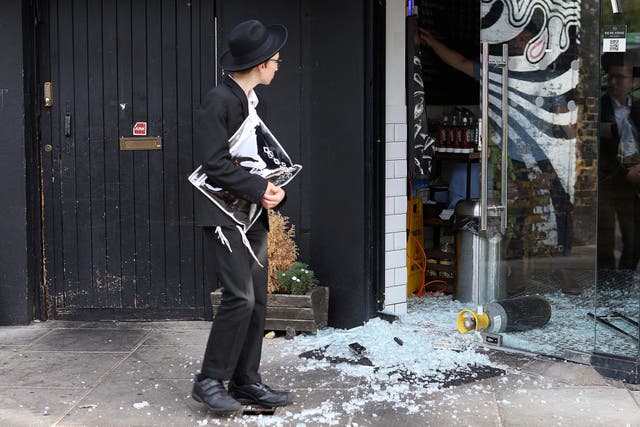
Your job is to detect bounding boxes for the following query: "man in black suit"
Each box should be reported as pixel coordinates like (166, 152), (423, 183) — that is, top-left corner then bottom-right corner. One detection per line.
(598, 52), (640, 273)
(191, 19), (291, 414)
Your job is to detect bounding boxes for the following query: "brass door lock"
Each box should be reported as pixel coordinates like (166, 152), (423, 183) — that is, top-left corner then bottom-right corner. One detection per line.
(44, 82), (53, 107)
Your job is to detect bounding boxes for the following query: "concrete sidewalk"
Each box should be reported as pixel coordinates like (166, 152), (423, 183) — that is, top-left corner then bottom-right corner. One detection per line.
(1, 320), (639, 426)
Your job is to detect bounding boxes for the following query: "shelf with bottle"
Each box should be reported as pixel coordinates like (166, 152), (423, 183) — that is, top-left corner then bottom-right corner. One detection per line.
(435, 107), (479, 154)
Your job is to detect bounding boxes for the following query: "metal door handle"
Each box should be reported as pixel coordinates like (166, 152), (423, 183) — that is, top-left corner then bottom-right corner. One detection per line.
(480, 43), (509, 232)
(499, 43), (509, 234)
(480, 42), (489, 231)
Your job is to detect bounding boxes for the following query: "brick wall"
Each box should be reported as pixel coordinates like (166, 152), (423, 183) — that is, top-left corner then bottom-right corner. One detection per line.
(572, 0), (600, 247)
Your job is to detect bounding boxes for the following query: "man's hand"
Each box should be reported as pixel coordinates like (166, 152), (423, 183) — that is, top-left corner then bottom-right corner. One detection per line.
(417, 27), (475, 78)
(626, 164), (640, 184)
(418, 28), (435, 47)
(261, 181), (285, 209)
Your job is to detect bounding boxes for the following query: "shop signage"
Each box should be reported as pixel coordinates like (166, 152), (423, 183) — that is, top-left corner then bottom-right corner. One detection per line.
(603, 24), (627, 53)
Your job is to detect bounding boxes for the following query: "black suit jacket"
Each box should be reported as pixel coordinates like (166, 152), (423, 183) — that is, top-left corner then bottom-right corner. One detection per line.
(194, 74), (269, 227)
(599, 95), (640, 196)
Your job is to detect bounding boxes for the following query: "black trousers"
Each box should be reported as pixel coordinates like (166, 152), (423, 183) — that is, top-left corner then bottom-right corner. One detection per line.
(598, 193), (640, 271)
(200, 220), (268, 385)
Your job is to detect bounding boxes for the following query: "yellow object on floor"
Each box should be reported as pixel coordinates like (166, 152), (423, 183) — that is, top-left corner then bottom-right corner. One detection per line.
(406, 198), (425, 297)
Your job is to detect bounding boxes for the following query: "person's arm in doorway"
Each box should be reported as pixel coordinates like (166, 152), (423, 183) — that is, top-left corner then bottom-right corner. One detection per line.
(418, 28), (475, 78)
(626, 164), (640, 184)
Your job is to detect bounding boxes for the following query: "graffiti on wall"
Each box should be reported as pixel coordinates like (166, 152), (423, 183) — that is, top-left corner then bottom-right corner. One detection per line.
(481, 0), (581, 251)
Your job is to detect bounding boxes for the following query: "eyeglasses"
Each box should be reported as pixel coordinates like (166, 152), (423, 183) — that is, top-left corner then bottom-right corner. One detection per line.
(269, 58), (283, 66)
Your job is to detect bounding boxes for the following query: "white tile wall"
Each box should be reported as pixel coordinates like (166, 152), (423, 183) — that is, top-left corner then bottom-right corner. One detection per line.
(385, 197), (396, 215)
(385, 178), (405, 197)
(383, 0), (408, 317)
(393, 232), (406, 251)
(385, 284), (406, 305)
(394, 160), (407, 178)
(386, 142), (406, 161)
(394, 196), (407, 215)
(394, 123), (407, 142)
(385, 161), (395, 179)
(385, 214), (405, 234)
(394, 267), (408, 286)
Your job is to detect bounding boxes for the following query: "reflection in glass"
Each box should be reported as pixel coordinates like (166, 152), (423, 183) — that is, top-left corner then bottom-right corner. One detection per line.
(479, 1), (599, 360)
(597, 50), (640, 358)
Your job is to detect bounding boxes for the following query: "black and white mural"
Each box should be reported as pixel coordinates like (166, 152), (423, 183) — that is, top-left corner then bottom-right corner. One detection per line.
(481, 0), (581, 254)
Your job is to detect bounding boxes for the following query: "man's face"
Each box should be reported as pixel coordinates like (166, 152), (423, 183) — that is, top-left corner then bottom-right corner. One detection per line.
(259, 52), (281, 85)
(607, 65), (635, 102)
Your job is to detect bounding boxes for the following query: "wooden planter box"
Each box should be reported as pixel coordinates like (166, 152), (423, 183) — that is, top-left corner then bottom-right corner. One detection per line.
(210, 286), (329, 334)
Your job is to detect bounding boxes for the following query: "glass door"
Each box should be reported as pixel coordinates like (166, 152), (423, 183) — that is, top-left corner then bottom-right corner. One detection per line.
(595, 2), (640, 361)
(476, 0), (600, 360)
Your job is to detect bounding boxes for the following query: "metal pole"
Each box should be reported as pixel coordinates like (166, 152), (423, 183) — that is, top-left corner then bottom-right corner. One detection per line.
(480, 42), (489, 231)
(500, 43), (509, 233)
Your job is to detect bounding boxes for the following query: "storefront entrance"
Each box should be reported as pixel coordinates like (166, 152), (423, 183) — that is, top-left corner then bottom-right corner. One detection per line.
(408, 0), (639, 370)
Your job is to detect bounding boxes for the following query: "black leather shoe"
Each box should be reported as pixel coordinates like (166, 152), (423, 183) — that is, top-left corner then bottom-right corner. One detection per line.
(192, 375), (241, 415)
(228, 382), (292, 408)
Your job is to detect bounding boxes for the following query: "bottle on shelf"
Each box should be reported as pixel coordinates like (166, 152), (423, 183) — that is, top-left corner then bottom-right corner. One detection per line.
(461, 112), (475, 153)
(438, 115), (450, 152)
(449, 114), (460, 153)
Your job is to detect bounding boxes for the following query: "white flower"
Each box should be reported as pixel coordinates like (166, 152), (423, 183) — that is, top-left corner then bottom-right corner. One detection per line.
(292, 276), (297, 281)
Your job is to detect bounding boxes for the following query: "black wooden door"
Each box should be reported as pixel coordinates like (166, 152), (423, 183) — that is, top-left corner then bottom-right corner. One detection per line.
(38, 0), (216, 319)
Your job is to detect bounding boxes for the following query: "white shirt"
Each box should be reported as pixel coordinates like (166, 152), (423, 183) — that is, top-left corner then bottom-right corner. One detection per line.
(247, 89), (259, 116)
(611, 95), (639, 159)
(227, 75), (265, 169)
(228, 74), (259, 116)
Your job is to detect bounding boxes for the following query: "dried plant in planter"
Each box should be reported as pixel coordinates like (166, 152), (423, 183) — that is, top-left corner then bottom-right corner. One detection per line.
(267, 210), (298, 293)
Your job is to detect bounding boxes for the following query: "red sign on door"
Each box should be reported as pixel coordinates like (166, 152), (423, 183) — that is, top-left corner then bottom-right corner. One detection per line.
(133, 122), (147, 136)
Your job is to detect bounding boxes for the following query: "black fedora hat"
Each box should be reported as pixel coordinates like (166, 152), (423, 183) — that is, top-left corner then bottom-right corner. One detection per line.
(219, 19), (287, 71)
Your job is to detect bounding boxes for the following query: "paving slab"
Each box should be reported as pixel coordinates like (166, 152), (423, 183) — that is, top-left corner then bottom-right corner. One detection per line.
(520, 358), (611, 386)
(176, 388), (361, 427)
(631, 390), (640, 409)
(57, 378), (199, 427)
(0, 326), (52, 346)
(3, 321), (640, 427)
(259, 341), (366, 390)
(495, 387), (640, 426)
(349, 379), (501, 427)
(141, 329), (209, 347)
(0, 387), (85, 427)
(490, 371), (570, 395)
(0, 346), (23, 365)
(28, 328), (149, 352)
(266, 362), (364, 391)
(108, 345), (203, 381)
(137, 321), (211, 330)
(0, 351), (125, 388)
